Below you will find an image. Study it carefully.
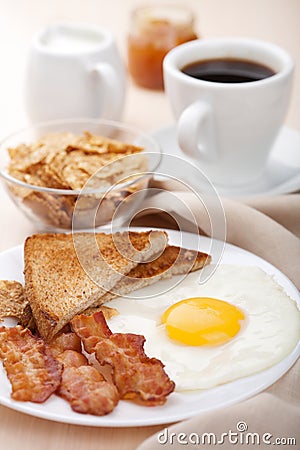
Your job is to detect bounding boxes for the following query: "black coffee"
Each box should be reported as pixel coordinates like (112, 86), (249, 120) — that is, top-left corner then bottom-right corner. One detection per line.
(181, 58), (276, 83)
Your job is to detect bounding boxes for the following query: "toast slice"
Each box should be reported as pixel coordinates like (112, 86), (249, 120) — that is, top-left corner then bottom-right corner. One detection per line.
(24, 230), (167, 340)
(0, 280), (27, 320)
(84, 245), (211, 313)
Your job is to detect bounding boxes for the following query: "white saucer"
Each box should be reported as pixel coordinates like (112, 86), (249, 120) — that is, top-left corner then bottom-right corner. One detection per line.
(151, 125), (300, 197)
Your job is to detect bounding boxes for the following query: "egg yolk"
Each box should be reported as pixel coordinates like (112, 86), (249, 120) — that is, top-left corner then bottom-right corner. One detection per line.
(161, 297), (245, 346)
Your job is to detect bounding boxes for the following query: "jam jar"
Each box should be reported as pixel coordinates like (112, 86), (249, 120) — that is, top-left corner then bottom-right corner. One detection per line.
(128, 5), (198, 90)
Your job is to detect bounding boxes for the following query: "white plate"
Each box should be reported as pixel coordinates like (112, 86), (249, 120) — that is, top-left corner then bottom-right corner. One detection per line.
(0, 229), (299, 427)
(151, 125), (300, 198)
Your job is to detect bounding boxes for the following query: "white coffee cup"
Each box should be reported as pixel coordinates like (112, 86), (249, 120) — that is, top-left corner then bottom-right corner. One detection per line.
(25, 23), (126, 122)
(163, 38), (294, 186)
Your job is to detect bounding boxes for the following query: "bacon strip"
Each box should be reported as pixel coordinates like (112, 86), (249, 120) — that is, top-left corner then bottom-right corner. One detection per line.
(49, 331), (82, 356)
(48, 331), (119, 415)
(71, 312), (175, 406)
(56, 350), (119, 415)
(0, 325), (62, 402)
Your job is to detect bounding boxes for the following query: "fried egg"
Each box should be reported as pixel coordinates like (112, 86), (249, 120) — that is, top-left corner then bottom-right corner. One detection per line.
(107, 265), (300, 391)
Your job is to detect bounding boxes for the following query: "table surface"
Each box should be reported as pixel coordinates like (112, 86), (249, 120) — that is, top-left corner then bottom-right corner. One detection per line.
(0, 1), (299, 449)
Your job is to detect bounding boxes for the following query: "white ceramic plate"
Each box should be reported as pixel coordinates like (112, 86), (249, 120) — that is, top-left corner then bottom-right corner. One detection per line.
(0, 229), (299, 427)
(151, 125), (300, 198)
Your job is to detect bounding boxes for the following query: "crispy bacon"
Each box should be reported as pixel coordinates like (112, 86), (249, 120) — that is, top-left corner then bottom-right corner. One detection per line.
(70, 313), (111, 353)
(49, 332), (119, 416)
(0, 325), (62, 402)
(49, 331), (82, 356)
(56, 349), (119, 415)
(71, 312), (175, 406)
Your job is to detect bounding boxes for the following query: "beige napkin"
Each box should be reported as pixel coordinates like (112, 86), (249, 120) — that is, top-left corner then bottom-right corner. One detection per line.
(134, 181), (300, 450)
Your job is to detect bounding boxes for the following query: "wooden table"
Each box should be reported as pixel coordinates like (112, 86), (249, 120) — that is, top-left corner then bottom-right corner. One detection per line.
(0, 1), (299, 449)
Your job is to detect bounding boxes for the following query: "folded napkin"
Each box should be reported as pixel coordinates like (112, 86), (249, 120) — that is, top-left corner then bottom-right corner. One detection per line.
(133, 180), (300, 450)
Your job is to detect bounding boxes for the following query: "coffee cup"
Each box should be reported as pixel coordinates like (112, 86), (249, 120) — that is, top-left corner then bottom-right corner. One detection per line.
(25, 23), (126, 122)
(163, 38), (294, 186)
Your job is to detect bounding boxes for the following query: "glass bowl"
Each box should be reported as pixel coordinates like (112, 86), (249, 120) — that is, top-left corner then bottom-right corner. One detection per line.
(0, 119), (162, 231)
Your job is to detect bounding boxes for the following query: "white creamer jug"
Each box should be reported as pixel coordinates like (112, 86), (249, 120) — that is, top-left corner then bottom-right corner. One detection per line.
(25, 23), (126, 122)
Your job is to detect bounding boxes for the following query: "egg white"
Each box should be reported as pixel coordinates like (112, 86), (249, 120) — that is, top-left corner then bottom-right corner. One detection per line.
(107, 265), (300, 391)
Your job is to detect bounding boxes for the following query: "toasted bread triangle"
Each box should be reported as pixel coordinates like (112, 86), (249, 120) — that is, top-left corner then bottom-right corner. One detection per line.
(24, 231), (167, 340)
(86, 245), (211, 310)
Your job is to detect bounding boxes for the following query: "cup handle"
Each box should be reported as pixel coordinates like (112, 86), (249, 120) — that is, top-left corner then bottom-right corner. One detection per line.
(92, 62), (121, 119)
(177, 100), (218, 163)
